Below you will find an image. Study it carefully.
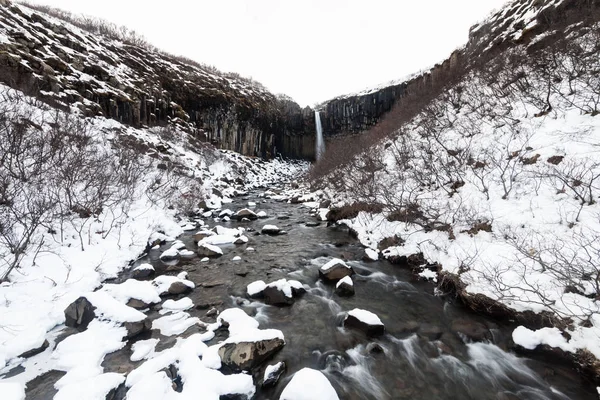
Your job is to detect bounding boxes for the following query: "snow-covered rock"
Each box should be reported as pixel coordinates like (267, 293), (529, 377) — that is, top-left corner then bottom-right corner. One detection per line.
(319, 258), (354, 282)
(344, 308), (385, 337)
(159, 247), (180, 263)
(247, 279), (305, 305)
(257, 211), (268, 219)
(263, 361), (286, 387)
(197, 242), (223, 257)
(132, 263), (155, 279)
(247, 280), (267, 298)
(193, 229), (216, 242)
(335, 276), (355, 297)
(279, 368), (339, 400)
(217, 330), (285, 372)
(234, 208), (258, 220)
(153, 275), (195, 296)
(262, 224), (281, 235)
(364, 248), (379, 261)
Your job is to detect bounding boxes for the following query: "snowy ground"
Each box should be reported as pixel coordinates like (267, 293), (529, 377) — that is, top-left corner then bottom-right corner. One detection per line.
(0, 84), (307, 398)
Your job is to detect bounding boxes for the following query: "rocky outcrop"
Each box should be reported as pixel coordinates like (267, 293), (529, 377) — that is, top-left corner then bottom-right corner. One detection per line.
(0, 2), (316, 159)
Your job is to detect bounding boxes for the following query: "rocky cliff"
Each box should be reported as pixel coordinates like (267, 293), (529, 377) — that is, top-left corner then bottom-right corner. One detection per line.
(0, 1), (317, 159)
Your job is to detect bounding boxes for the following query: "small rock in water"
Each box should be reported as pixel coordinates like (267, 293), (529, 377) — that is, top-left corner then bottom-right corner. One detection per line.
(263, 361), (286, 387)
(305, 221), (320, 227)
(262, 225), (281, 235)
(218, 334), (285, 372)
(127, 298), (151, 310)
(201, 257), (210, 262)
(159, 248), (180, 263)
(246, 247), (256, 252)
(248, 202), (257, 207)
(206, 307), (218, 317)
(335, 276), (355, 297)
(234, 208), (258, 221)
(277, 215), (290, 220)
(367, 343), (385, 354)
(232, 256), (242, 261)
(222, 216), (231, 222)
(257, 211), (268, 219)
(319, 258), (354, 282)
(168, 281), (193, 295)
(344, 309), (385, 337)
(193, 230), (215, 242)
(64, 297), (96, 331)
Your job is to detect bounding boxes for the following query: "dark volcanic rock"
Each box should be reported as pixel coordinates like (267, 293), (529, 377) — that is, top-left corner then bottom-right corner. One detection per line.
(263, 285), (294, 306)
(344, 310), (385, 337)
(218, 337), (285, 372)
(64, 296), (96, 331)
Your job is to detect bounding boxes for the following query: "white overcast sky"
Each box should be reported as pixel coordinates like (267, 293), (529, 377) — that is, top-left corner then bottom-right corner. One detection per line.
(25, 0), (507, 106)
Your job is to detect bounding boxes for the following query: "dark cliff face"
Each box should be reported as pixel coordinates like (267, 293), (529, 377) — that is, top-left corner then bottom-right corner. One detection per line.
(0, 2), (316, 159)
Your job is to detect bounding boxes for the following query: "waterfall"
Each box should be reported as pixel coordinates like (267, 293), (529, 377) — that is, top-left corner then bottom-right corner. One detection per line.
(315, 111), (325, 161)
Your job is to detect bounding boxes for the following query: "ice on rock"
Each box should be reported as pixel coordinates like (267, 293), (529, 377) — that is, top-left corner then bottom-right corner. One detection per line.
(336, 276), (354, 288)
(347, 309), (383, 326)
(279, 368), (339, 400)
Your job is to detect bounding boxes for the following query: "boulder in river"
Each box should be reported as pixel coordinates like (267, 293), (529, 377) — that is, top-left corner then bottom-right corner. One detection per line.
(263, 285), (294, 306)
(64, 296), (97, 331)
(319, 258), (354, 282)
(335, 276), (355, 297)
(168, 281), (194, 295)
(197, 243), (223, 257)
(261, 225), (281, 235)
(233, 208), (258, 221)
(279, 368), (339, 400)
(218, 333), (285, 372)
(193, 230), (215, 242)
(344, 309), (385, 337)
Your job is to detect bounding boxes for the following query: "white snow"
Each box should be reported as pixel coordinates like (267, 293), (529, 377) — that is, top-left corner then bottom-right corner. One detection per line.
(133, 263), (154, 272)
(159, 247), (179, 260)
(247, 280), (267, 296)
(232, 256), (242, 261)
(262, 224), (280, 233)
(197, 242), (224, 255)
(346, 309), (383, 326)
(267, 279), (293, 298)
(279, 368), (339, 400)
(321, 258), (350, 272)
(84, 291), (147, 323)
(365, 248), (379, 261)
(257, 211), (268, 218)
(512, 326), (574, 352)
(0, 382), (25, 400)
(336, 276), (353, 288)
(161, 297), (194, 312)
(100, 279), (161, 305)
(130, 339), (159, 362)
(264, 361), (284, 381)
(152, 312), (200, 336)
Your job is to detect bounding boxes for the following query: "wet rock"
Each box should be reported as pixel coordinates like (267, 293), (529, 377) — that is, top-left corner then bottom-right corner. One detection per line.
(418, 324), (443, 340)
(124, 318), (151, 340)
(197, 243), (223, 257)
(305, 221), (321, 227)
(335, 276), (355, 297)
(234, 265), (249, 277)
(277, 215), (290, 220)
(263, 361), (286, 387)
(344, 309), (385, 337)
(398, 321), (420, 333)
(126, 298), (151, 310)
(233, 208), (258, 221)
(319, 258), (354, 282)
(366, 343), (384, 355)
(218, 336), (285, 372)
(451, 319), (492, 342)
(263, 285), (294, 306)
(261, 224), (281, 235)
(18, 339), (49, 359)
(64, 296), (96, 331)
(168, 281), (193, 295)
(206, 307), (218, 317)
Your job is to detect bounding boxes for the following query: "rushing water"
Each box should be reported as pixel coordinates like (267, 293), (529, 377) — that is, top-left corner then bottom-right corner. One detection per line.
(315, 111), (325, 161)
(99, 189), (596, 399)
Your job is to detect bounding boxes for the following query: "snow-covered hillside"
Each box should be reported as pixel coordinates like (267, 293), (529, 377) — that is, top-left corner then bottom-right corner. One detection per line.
(310, 10), (600, 377)
(0, 83), (306, 398)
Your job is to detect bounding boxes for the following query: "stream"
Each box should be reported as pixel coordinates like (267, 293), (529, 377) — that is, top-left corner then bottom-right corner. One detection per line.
(25, 186), (599, 399)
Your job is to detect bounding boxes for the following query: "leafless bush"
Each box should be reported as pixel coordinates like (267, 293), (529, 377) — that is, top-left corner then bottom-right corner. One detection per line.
(0, 90), (150, 281)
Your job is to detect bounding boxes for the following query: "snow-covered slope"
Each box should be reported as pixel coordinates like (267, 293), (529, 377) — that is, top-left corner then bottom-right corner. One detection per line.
(0, 83), (306, 392)
(311, 1), (600, 378)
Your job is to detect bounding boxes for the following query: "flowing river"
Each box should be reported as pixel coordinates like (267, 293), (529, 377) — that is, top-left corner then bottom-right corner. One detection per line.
(22, 186), (598, 399)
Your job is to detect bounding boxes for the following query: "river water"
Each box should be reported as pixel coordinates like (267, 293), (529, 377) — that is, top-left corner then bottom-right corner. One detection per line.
(27, 187), (596, 399)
